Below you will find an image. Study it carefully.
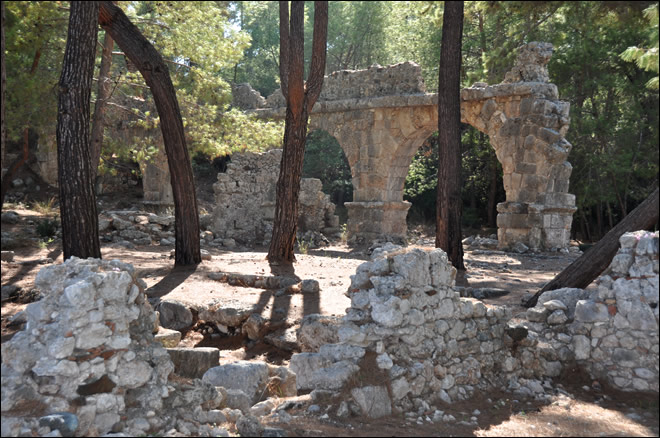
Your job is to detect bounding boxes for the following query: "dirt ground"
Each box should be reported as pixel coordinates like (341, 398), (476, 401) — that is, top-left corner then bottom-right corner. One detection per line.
(1, 199), (659, 437)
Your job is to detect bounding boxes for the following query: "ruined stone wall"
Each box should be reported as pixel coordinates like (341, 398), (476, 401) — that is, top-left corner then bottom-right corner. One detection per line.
(290, 245), (526, 415)
(523, 230), (659, 392)
(291, 234), (658, 418)
(461, 42), (576, 250)
(1, 257), (227, 437)
(210, 149), (339, 245)
(265, 61), (427, 108)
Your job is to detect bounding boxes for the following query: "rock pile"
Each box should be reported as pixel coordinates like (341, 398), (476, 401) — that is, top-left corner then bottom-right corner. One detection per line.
(210, 149), (340, 246)
(522, 230), (659, 392)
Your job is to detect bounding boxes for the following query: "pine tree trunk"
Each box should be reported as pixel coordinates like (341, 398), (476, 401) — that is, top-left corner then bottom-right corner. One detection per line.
(99, 1), (200, 266)
(90, 29), (114, 183)
(525, 187), (659, 308)
(1, 2), (5, 172)
(267, 1), (327, 264)
(57, 1), (101, 260)
(436, 1), (465, 270)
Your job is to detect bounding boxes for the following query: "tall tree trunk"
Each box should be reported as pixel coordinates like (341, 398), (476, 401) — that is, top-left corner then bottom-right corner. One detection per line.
(525, 188), (659, 308)
(267, 1), (327, 264)
(436, 1), (465, 270)
(90, 29), (114, 183)
(98, 1), (200, 266)
(57, 1), (101, 260)
(1, 2), (6, 171)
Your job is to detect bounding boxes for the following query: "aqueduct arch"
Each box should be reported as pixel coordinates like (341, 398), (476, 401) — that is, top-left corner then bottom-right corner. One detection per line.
(252, 42), (576, 250)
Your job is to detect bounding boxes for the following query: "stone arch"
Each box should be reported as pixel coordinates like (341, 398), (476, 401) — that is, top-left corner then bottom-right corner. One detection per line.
(253, 43), (576, 249)
(303, 126), (353, 207)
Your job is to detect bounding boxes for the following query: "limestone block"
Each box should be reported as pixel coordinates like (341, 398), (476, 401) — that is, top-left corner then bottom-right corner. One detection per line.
(156, 300), (193, 331)
(167, 348), (219, 379)
(202, 361), (269, 404)
(351, 386), (392, 419)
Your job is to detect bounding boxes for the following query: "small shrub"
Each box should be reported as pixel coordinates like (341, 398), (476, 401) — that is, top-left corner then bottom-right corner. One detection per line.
(34, 197), (58, 215)
(36, 218), (58, 239)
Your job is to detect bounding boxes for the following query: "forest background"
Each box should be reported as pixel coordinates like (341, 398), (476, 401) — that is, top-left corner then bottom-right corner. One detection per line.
(3, 1), (659, 242)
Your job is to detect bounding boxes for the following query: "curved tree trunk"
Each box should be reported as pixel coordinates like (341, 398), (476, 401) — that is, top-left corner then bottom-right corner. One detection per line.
(267, 1), (328, 264)
(57, 1), (101, 260)
(525, 187), (659, 308)
(98, 1), (200, 266)
(436, 1), (465, 270)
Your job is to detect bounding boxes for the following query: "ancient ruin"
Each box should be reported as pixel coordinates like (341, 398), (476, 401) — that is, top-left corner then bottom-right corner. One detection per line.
(3, 230), (655, 434)
(252, 42), (576, 250)
(210, 149), (340, 246)
(289, 231), (658, 417)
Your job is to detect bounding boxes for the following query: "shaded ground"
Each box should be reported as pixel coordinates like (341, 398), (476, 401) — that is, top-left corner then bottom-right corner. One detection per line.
(1, 204), (658, 437)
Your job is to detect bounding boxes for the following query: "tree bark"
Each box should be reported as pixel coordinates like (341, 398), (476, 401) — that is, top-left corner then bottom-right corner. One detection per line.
(267, 1), (327, 264)
(90, 29), (114, 183)
(436, 1), (465, 270)
(525, 187), (659, 308)
(1, 2), (6, 170)
(57, 1), (101, 260)
(98, 1), (200, 266)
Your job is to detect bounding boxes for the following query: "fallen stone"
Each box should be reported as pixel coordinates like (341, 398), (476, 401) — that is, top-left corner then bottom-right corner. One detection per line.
(154, 327), (181, 348)
(251, 399), (276, 417)
(296, 314), (341, 352)
(1, 250), (15, 262)
(242, 313), (266, 340)
(223, 389), (252, 413)
(156, 300), (194, 331)
(236, 414), (264, 437)
(38, 413), (78, 437)
(264, 327), (299, 351)
(199, 300), (255, 327)
(167, 347), (219, 379)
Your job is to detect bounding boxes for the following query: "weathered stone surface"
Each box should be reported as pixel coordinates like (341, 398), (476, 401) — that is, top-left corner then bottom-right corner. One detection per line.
(236, 414), (264, 437)
(154, 327), (181, 348)
(210, 149), (338, 245)
(297, 314), (341, 352)
(0, 257), (232, 437)
(167, 347), (220, 379)
(351, 386), (392, 419)
(156, 300), (193, 331)
(198, 300), (255, 328)
(202, 361), (269, 404)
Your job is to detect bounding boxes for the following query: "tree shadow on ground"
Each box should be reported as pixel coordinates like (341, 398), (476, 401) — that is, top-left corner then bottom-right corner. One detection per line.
(145, 264), (199, 299)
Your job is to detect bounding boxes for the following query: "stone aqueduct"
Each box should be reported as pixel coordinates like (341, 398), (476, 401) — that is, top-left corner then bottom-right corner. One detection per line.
(246, 42), (577, 250)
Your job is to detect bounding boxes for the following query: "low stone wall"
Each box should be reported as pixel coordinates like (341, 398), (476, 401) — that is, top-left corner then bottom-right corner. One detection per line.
(291, 231), (658, 418)
(290, 244), (526, 415)
(210, 149), (339, 246)
(523, 230), (659, 392)
(1, 258), (227, 437)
